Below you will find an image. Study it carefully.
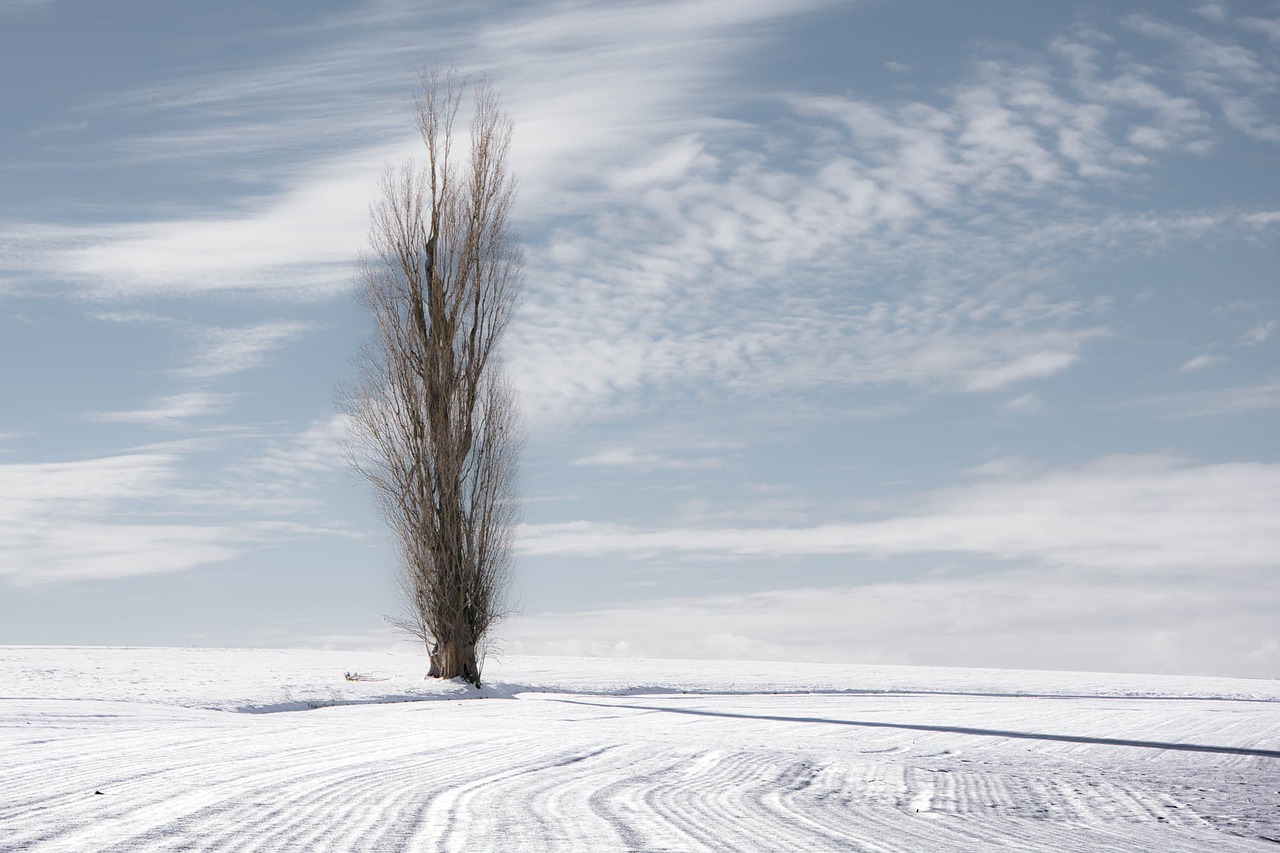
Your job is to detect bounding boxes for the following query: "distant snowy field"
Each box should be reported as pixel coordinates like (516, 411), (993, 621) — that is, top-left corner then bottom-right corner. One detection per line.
(2, 647), (1278, 851)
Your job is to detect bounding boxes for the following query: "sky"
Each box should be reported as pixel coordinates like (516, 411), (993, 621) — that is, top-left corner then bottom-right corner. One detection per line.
(1, 0), (1277, 678)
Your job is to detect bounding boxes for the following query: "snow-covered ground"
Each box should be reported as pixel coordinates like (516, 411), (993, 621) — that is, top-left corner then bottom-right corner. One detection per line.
(2, 647), (1277, 851)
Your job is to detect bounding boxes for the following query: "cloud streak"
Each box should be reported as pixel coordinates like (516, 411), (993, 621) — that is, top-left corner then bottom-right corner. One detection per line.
(0, 452), (241, 583)
(89, 392), (235, 428)
(4, 3), (1279, 429)
(179, 321), (313, 380)
(0, 414), (362, 585)
(519, 454), (1280, 574)
(504, 569), (1280, 677)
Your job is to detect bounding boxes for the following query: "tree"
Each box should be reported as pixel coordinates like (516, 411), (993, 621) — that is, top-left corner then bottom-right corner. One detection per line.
(347, 71), (522, 687)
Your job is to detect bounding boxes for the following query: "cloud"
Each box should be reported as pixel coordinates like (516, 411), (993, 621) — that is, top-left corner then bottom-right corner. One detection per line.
(501, 7), (1280, 423)
(1125, 377), (1280, 417)
(179, 321), (313, 380)
(1193, 3), (1229, 23)
(0, 0), (58, 14)
(1240, 319), (1276, 346)
(0, 415), (362, 584)
(965, 352), (1076, 392)
(91, 310), (175, 325)
(7, 2), (1280, 433)
(0, 452), (241, 583)
(89, 392), (234, 427)
(572, 445), (724, 472)
(9, 147), (390, 299)
(1177, 353), (1226, 372)
(1125, 13), (1280, 142)
(2, 0), (832, 309)
(1242, 15), (1280, 44)
(1000, 392), (1042, 412)
(201, 414), (362, 518)
(5, 522), (243, 584)
(518, 454), (1280, 574)
(503, 569), (1280, 677)
(252, 414), (352, 478)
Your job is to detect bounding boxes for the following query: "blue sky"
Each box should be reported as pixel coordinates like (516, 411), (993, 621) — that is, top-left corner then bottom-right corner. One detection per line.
(1, 0), (1277, 677)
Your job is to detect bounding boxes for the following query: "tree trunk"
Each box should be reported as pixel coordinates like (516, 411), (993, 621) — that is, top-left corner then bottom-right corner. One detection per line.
(426, 624), (480, 686)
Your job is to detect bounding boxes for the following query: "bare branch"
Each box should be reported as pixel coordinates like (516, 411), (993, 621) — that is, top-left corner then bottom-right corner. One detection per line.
(345, 70), (522, 687)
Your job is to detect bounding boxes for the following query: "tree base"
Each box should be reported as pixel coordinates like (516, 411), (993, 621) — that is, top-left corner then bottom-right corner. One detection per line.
(427, 643), (481, 687)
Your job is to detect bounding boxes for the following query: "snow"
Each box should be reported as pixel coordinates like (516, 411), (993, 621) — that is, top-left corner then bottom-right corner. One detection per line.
(2, 646), (1278, 851)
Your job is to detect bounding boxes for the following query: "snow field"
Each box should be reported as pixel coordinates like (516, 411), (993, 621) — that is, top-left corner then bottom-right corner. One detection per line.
(1, 647), (1278, 851)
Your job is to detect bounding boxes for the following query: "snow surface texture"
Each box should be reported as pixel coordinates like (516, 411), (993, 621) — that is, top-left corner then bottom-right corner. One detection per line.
(2, 647), (1278, 851)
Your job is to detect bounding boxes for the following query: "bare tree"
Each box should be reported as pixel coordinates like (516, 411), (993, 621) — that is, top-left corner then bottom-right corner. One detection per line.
(347, 71), (522, 687)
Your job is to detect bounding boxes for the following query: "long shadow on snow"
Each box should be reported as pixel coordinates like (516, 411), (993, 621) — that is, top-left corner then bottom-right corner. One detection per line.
(546, 698), (1280, 759)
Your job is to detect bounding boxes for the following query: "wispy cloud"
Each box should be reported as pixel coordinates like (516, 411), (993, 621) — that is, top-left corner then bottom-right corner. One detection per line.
(89, 392), (234, 428)
(5, 2), (1279, 432)
(0, 415), (361, 584)
(0, 452), (240, 583)
(200, 414), (361, 517)
(90, 310), (176, 325)
(1242, 15), (1280, 44)
(0, 0), (59, 15)
(1177, 353), (1226, 372)
(1240, 319), (1276, 346)
(1125, 377), (1280, 417)
(1125, 13), (1280, 142)
(1001, 392), (1042, 412)
(504, 569), (1280, 676)
(519, 454), (1280, 574)
(6, 147), (388, 299)
(178, 321), (313, 380)
(502, 7), (1280, 423)
(1193, 3), (1229, 24)
(572, 445), (724, 472)
(2, 0), (830, 306)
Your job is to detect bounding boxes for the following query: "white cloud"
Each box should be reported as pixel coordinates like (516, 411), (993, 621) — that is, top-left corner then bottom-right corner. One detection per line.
(89, 392), (234, 427)
(0, 0), (58, 13)
(90, 310), (175, 325)
(503, 570), (1280, 677)
(0, 431), (31, 448)
(965, 352), (1076, 392)
(572, 446), (723, 471)
(6, 2), (1279, 434)
(1240, 319), (1276, 346)
(179, 321), (313, 380)
(1126, 377), (1280, 417)
(607, 135), (706, 192)
(35, 148), (387, 299)
(1177, 353), (1226, 372)
(1241, 15), (1280, 44)
(253, 414), (352, 478)
(1001, 392), (1042, 412)
(1125, 13), (1280, 142)
(519, 454), (1280, 574)
(0, 416), (362, 584)
(0, 452), (175, 509)
(964, 456), (1046, 479)
(0, 452), (241, 583)
(1193, 3), (1228, 23)
(6, 522), (242, 584)
(199, 414), (362, 518)
(501, 8), (1280, 423)
(2, 0), (833, 310)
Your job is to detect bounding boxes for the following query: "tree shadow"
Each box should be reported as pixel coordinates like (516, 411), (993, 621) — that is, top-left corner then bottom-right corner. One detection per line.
(548, 698), (1280, 759)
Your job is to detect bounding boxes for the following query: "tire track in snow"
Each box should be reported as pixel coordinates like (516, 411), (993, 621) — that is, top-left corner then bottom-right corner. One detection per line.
(4, 691), (1278, 852)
